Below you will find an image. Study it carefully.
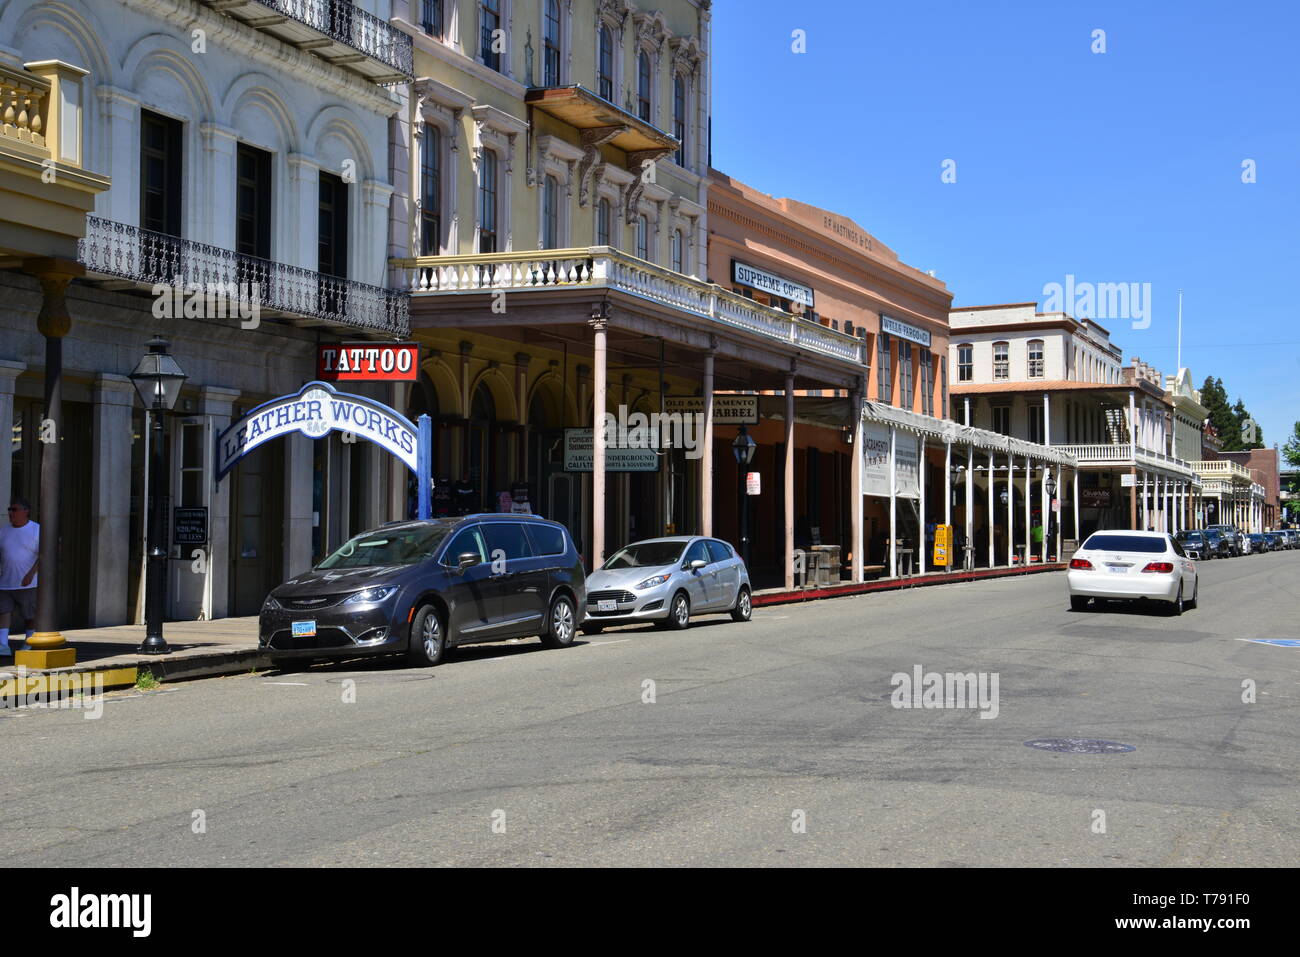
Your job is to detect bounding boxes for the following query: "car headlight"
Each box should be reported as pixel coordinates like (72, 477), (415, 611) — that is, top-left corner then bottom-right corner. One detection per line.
(634, 574), (671, 590)
(342, 585), (399, 605)
(262, 595), (282, 611)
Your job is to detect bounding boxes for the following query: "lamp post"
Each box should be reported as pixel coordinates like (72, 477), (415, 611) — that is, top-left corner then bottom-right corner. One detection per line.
(732, 425), (757, 566)
(1045, 472), (1058, 558)
(129, 337), (188, 655)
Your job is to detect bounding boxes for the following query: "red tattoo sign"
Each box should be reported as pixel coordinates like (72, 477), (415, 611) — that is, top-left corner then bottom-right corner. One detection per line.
(318, 342), (419, 381)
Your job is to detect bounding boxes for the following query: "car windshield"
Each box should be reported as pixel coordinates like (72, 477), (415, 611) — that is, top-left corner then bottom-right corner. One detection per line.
(1178, 532), (1204, 541)
(317, 525), (451, 569)
(1082, 534), (1168, 554)
(603, 541), (686, 569)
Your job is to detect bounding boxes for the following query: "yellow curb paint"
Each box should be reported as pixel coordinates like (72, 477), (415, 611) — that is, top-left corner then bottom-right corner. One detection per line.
(0, 667), (138, 699)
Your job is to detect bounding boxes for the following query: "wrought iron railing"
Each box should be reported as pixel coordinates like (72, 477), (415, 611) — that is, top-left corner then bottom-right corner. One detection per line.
(250, 0), (413, 78)
(392, 247), (868, 367)
(79, 216), (409, 337)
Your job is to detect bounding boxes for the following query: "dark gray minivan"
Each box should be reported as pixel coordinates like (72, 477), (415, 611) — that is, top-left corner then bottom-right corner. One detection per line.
(259, 514), (585, 667)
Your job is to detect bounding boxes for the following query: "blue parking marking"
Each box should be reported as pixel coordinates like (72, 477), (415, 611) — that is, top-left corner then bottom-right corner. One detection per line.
(1238, 639), (1300, 648)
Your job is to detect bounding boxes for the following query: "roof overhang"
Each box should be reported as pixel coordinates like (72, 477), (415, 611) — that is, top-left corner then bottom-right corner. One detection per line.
(525, 85), (678, 153)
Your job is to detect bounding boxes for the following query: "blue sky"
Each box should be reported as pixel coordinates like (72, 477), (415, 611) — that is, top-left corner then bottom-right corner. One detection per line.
(711, 0), (1299, 448)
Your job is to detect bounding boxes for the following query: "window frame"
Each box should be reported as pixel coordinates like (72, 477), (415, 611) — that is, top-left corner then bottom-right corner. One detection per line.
(993, 341), (1010, 381)
(877, 331), (893, 402)
(957, 343), (973, 382)
(597, 24), (614, 101)
(542, 0), (562, 87)
(542, 173), (560, 249)
(673, 72), (687, 166)
(637, 50), (653, 122)
(898, 339), (913, 410)
(480, 0), (503, 73)
(1028, 339), (1045, 378)
(478, 147), (499, 253)
(420, 122), (442, 256)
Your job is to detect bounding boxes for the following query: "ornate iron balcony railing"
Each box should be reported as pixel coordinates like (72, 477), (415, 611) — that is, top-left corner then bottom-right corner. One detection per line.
(79, 216), (409, 338)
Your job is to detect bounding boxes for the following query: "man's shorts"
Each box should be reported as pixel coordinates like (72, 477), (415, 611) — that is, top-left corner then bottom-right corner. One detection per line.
(0, 588), (36, 619)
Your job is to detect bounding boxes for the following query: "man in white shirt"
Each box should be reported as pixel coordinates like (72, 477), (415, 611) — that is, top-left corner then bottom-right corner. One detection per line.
(0, 497), (39, 658)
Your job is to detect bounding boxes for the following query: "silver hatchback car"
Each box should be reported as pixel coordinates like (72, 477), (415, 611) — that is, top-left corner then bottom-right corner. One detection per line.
(581, 536), (752, 634)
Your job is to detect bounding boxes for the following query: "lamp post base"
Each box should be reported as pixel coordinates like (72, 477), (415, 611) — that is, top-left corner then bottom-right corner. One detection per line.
(16, 631), (76, 669)
(137, 635), (171, 656)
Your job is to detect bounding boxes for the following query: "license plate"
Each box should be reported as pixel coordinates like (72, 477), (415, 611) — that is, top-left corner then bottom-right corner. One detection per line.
(1106, 566), (1127, 574)
(292, 620), (317, 637)
(598, 600), (617, 612)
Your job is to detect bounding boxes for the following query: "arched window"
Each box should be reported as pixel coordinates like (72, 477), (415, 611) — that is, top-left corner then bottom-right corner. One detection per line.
(420, 124), (441, 255)
(543, 0), (562, 86)
(1027, 339), (1044, 378)
(673, 73), (687, 166)
(670, 228), (683, 272)
(993, 341), (1009, 380)
(957, 343), (973, 381)
(637, 51), (652, 122)
(597, 25), (614, 101)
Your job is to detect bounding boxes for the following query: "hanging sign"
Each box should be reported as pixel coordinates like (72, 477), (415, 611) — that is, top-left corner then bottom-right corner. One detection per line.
(664, 395), (759, 424)
(317, 342), (419, 381)
(746, 472), (761, 495)
(216, 381), (421, 481)
(860, 422), (919, 499)
(562, 429), (660, 472)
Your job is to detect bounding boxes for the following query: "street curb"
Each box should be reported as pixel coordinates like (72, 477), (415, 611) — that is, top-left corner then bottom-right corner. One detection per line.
(754, 563), (1066, 607)
(0, 647), (271, 695)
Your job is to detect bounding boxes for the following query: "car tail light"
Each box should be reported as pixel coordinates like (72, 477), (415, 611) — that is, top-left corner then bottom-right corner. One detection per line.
(1141, 562), (1174, 573)
(1069, 558), (1093, 570)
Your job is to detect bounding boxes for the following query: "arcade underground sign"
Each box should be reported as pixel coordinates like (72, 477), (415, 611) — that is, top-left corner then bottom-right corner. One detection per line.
(317, 342), (419, 381)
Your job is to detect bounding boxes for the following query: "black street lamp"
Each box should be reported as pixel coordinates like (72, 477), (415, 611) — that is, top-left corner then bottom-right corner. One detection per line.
(732, 425), (757, 566)
(129, 337), (187, 655)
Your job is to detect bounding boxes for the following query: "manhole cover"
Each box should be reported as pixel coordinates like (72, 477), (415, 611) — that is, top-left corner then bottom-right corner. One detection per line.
(1024, 738), (1135, 754)
(323, 673), (435, 684)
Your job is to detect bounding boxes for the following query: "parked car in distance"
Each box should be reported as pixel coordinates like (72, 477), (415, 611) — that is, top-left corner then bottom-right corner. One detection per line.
(1248, 532), (1270, 553)
(1265, 530), (1288, 551)
(1174, 529), (1210, 560)
(581, 536), (752, 633)
(1200, 527), (1233, 560)
(259, 514), (585, 668)
(1067, 530), (1198, 615)
(1282, 529), (1299, 549)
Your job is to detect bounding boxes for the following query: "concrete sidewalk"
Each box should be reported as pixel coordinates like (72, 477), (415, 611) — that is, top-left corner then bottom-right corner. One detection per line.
(1, 562), (1064, 694)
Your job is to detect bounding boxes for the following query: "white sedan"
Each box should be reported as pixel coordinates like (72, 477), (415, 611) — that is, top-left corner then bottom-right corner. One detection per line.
(1067, 530), (1198, 616)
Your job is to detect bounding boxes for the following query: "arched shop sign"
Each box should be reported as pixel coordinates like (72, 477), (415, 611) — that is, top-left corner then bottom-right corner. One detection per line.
(215, 380), (434, 518)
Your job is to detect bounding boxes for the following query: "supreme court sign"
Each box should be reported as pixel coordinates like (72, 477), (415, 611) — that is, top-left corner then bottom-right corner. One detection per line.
(317, 342), (419, 381)
(216, 381), (435, 518)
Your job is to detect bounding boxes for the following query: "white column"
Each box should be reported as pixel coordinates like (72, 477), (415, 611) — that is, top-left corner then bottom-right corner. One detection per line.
(888, 426), (898, 578)
(287, 154), (322, 271)
(987, 451), (995, 568)
(1043, 392), (1051, 446)
(1140, 472), (1148, 530)
(965, 443), (974, 570)
(1040, 461), (1049, 563)
(1023, 457), (1032, 564)
(851, 391), (864, 582)
(1073, 467), (1081, 542)
(918, 435), (926, 575)
(88, 375), (135, 626)
(201, 387), (240, 621)
(963, 396), (971, 426)
(701, 350), (714, 535)
(284, 432), (315, 579)
(1129, 391), (1137, 460)
(1007, 454), (1015, 568)
(591, 315), (607, 567)
(783, 370), (795, 589)
(1054, 464), (1062, 560)
(198, 122), (239, 249)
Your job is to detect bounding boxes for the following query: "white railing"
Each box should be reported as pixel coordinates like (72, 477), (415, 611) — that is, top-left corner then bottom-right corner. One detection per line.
(393, 247), (868, 367)
(1191, 459), (1252, 481)
(1054, 443), (1128, 462)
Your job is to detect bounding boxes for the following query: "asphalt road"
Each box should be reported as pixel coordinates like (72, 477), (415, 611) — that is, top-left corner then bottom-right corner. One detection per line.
(6, 552), (1298, 867)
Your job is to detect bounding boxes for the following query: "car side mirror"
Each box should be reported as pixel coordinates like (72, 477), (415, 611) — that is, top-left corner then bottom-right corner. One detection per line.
(689, 559), (707, 570)
(457, 551), (479, 571)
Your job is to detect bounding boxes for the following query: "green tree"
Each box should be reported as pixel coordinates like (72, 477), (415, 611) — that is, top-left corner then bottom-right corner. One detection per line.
(1231, 398), (1263, 450)
(1283, 421), (1300, 468)
(1200, 376), (1236, 448)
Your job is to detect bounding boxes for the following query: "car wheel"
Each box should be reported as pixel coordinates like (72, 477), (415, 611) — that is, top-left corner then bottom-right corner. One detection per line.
(1070, 595), (1089, 611)
(407, 604), (446, 667)
(581, 622), (604, 635)
(540, 594), (577, 649)
(730, 586), (752, 622)
(1186, 578), (1199, 610)
(1168, 583), (1184, 617)
(665, 591), (691, 630)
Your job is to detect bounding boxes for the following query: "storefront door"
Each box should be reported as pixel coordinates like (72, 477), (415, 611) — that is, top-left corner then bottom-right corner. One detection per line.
(228, 442), (284, 617)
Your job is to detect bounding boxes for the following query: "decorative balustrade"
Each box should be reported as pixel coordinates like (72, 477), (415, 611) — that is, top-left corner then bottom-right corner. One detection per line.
(1190, 460), (1252, 481)
(0, 63), (50, 152)
(80, 216), (409, 337)
(393, 247), (868, 367)
(263, 0), (413, 78)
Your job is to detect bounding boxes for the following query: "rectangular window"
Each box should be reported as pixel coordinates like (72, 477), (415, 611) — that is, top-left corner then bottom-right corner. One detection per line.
(421, 124), (441, 255)
(673, 74), (687, 166)
(479, 150), (498, 253)
(637, 51), (652, 122)
(180, 420), (203, 508)
(317, 171), (348, 278)
(671, 228), (683, 272)
(993, 342), (1009, 380)
(898, 340), (913, 410)
(235, 143), (271, 260)
(940, 355), (948, 419)
(876, 332), (892, 402)
(920, 350), (934, 416)
(993, 406), (1011, 436)
(140, 110), (182, 237)
(481, 0), (502, 72)
(636, 214), (648, 260)
(1029, 405), (1044, 444)
(597, 26), (614, 101)
(422, 0), (443, 37)
(542, 174), (559, 249)
(1028, 340), (1044, 378)
(957, 343), (973, 381)
(543, 0), (561, 86)
(596, 197), (611, 246)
